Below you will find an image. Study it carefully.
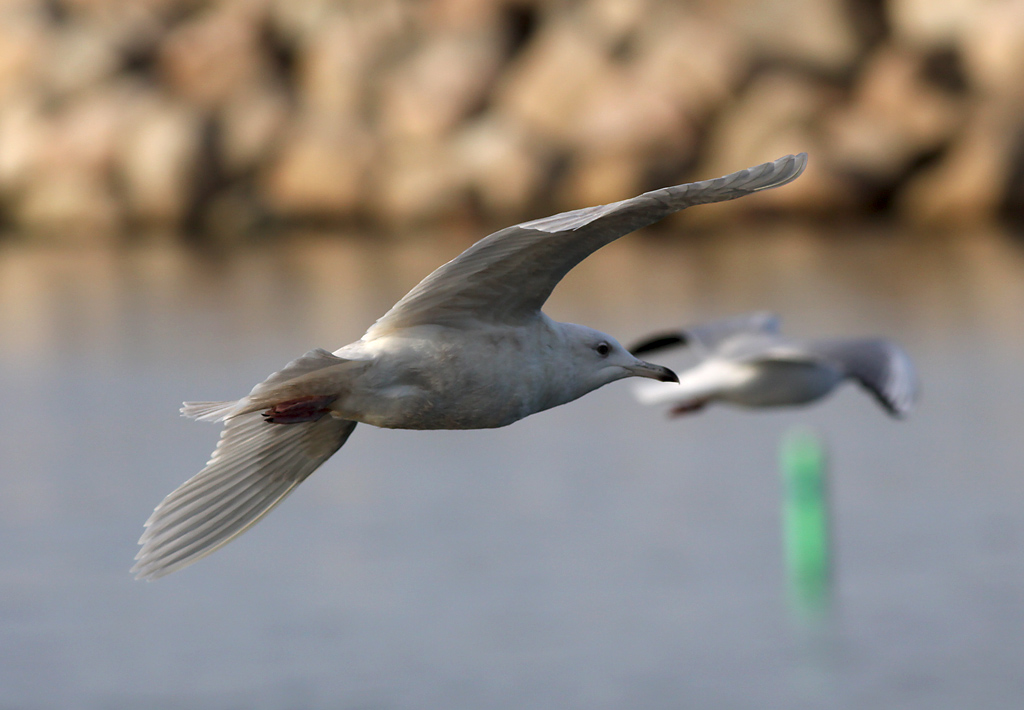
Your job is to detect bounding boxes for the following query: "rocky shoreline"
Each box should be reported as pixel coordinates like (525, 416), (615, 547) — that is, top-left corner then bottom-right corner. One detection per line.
(1, 0), (1022, 240)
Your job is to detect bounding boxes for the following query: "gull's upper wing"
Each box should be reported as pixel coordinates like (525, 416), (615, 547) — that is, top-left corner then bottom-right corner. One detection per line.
(631, 311), (782, 356)
(365, 154), (807, 338)
(689, 312), (783, 354)
(805, 338), (918, 417)
(132, 413), (357, 580)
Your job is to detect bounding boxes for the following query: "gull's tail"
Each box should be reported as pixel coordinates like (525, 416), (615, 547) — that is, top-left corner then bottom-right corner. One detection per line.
(138, 347), (364, 580)
(180, 348), (361, 423)
(181, 400), (239, 422)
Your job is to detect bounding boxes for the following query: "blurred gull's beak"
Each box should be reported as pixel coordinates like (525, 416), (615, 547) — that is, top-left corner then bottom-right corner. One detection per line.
(627, 359), (679, 383)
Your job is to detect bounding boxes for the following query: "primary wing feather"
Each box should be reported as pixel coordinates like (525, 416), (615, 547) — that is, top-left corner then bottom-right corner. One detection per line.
(132, 413), (357, 580)
(806, 338), (917, 417)
(366, 154), (807, 337)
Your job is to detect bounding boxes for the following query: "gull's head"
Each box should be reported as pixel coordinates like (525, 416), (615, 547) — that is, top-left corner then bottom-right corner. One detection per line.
(561, 324), (678, 395)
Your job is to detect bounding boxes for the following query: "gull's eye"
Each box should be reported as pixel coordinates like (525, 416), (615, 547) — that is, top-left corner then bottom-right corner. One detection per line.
(595, 342), (611, 357)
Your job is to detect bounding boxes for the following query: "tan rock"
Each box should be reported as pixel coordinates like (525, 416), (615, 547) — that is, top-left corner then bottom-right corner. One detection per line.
(0, 95), (45, 192)
(377, 32), (504, 142)
(270, 0), (405, 47)
(824, 46), (965, 180)
(702, 0), (860, 72)
(262, 117), (373, 219)
(570, 71), (693, 155)
(577, 0), (652, 47)
(38, 89), (130, 175)
(452, 117), (545, 217)
(889, 0), (981, 48)
(116, 98), (204, 224)
(957, 1), (1024, 99)
(898, 103), (1016, 225)
(219, 84), (290, 174)
(632, 9), (747, 120)
(370, 142), (466, 226)
(290, 2), (407, 115)
(43, 25), (121, 98)
(416, 0), (506, 32)
(0, 8), (49, 101)
(559, 149), (647, 210)
(15, 169), (122, 238)
(294, 14), (370, 117)
(494, 20), (612, 144)
(694, 72), (851, 218)
(159, 3), (273, 108)
(1, 83), (137, 194)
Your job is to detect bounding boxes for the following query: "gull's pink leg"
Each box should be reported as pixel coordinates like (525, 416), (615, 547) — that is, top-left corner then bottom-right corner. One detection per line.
(669, 401), (708, 417)
(263, 395), (337, 424)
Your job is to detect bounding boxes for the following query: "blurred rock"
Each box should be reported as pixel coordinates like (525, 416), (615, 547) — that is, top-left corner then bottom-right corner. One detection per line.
(898, 104), (1017, 226)
(572, 71), (692, 156)
(0, 96), (45, 192)
(159, 3), (273, 108)
(824, 46), (964, 181)
(696, 72), (853, 218)
(889, 0), (976, 47)
(0, 7), (49, 102)
(378, 32), (504, 142)
(560, 149), (647, 209)
(416, 0), (506, 32)
(577, 0), (652, 47)
(44, 25), (121, 98)
(14, 170), (122, 238)
(2, 83), (137, 221)
(116, 97), (204, 224)
(219, 84), (289, 174)
(453, 116), (545, 217)
(262, 117), (373, 219)
(494, 20), (612, 144)
(269, 0), (406, 48)
(705, 0), (860, 72)
(291, 2), (407, 115)
(632, 10), (746, 121)
(40, 89), (130, 175)
(957, 1), (1024, 100)
(371, 142), (466, 226)
(0, 0), (1021, 233)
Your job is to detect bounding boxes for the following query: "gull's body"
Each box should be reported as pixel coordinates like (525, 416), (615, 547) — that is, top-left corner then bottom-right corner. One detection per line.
(631, 312), (917, 417)
(133, 154), (807, 580)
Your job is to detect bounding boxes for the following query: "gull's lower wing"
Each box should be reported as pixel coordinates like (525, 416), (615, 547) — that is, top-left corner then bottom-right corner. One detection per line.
(132, 414), (357, 580)
(806, 338), (918, 417)
(365, 154), (807, 337)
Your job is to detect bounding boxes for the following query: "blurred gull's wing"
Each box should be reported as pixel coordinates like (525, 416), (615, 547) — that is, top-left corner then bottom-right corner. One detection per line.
(366, 155), (807, 338)
(630, 311), (782, 356)
(132, 414), (357, 580)
(686, 312), (782, 354)
(806, 338), (918, 417)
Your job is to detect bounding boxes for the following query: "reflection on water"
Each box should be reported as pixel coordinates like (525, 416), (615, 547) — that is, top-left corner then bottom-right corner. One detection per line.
(0, 226), (1022, 709)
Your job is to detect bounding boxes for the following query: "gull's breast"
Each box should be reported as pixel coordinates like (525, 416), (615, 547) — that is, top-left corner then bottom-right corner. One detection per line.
(335, 325), (557, 430)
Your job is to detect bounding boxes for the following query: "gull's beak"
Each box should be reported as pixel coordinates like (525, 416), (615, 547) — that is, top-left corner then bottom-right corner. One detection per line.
(627, 359), (679, 383)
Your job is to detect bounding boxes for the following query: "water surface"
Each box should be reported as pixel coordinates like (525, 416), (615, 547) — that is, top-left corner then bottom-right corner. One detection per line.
(0, 225), (1022, 709)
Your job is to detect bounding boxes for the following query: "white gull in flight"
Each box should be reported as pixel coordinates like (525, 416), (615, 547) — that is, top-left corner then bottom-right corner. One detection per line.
(133, 154), (808, 579)
(630, 311), (917, 417)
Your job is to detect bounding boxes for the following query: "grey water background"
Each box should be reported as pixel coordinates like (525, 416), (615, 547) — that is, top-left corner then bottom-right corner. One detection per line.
(0, 225), (1022, 709)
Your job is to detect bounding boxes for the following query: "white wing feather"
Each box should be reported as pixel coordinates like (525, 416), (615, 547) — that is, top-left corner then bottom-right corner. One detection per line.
(133, 413), (357, 580)
(365, 154), (807, 338)
(806, 338), (918, 417)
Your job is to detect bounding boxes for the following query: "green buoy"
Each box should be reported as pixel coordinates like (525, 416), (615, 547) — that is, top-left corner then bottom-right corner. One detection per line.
(780, 428), (832, 624)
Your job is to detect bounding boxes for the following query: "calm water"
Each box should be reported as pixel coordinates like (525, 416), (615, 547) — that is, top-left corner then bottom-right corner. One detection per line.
(0, 225), (1022, 709)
